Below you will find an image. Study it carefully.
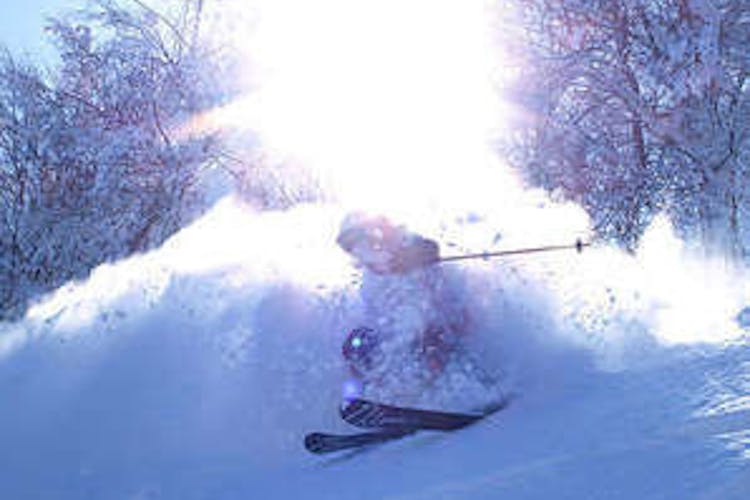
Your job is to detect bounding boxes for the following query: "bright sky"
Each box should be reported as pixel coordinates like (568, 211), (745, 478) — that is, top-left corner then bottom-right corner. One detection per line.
(187, 0), (515, 218)
(0, 0), (75, 63)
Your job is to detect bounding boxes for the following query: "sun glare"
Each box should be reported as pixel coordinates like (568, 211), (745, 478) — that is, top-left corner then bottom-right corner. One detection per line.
(199, 1), (509, 216)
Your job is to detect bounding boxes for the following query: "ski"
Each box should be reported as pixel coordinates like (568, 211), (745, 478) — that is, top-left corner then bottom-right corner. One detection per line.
(304, 429), (416, 455)
(340, 397), (508, 431)
(304, 398), (509, 454)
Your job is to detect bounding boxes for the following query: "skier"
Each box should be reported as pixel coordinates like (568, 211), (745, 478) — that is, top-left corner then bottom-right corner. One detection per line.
(336, 212), (471, 402)
(304, 222), (587, 453)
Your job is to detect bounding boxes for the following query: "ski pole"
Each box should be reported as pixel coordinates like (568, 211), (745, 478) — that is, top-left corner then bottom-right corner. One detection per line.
(438, 238), (589, 263)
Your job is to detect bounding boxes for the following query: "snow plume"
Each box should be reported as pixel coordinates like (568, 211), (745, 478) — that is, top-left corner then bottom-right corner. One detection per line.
(8, 167), (744, 414)
(1, 198), (366, 469)
(490, 211), (750, 372)
(379, 175), (750, 377)
(21, 198), (350, 334)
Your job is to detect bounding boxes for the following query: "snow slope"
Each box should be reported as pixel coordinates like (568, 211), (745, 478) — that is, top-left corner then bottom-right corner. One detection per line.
(1, 197), (749, 499)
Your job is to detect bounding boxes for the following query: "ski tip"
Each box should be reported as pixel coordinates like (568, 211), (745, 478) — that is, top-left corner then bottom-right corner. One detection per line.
(304, 433), (328, 454)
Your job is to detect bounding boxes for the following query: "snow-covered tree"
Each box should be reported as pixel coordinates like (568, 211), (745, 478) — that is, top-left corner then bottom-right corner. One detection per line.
(0, 0), (232, 319)
(499, 0), (750, 257)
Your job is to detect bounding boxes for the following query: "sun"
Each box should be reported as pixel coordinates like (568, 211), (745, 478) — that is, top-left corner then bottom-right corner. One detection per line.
(192, 1), (512, 218)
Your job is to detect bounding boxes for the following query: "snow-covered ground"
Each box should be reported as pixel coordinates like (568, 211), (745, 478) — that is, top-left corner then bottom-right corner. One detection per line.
(1, 196), (749, 499)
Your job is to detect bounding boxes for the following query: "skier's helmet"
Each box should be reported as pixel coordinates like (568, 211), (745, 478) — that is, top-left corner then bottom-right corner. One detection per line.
(342, 326), (381, 377)
(337, 213), (398, 254)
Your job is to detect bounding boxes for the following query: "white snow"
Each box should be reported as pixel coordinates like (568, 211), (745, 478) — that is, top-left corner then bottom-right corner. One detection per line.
(1, 195), (749, 499)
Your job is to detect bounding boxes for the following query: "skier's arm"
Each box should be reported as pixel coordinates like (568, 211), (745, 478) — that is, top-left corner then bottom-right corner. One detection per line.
(387, 237), (439, 274)
(336, 213), (440, 274)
